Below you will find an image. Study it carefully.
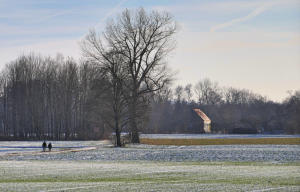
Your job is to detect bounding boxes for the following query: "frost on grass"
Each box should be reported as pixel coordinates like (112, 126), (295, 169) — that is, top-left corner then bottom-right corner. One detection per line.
(1, 141), (300, 191)
(0, 161), (300, 192)
(1, 142), (299, 162)
(0, 140), (109, 155)
(2, 183), (300, 192)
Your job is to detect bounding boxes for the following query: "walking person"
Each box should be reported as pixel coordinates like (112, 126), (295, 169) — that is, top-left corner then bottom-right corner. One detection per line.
(48, 142), (52, 152)
(42, 141), (47, 152)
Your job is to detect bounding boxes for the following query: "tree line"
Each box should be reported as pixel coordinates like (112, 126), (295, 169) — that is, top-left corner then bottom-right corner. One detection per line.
(0, 55), (109, 140)
(146, 79), (300, 135)
(0, 54), (299, 143)
(0, 8), (176, 146)
(0, 8), (299, 144)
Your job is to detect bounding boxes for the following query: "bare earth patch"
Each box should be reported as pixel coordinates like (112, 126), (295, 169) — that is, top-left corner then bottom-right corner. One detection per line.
(140, 137), (300, 145)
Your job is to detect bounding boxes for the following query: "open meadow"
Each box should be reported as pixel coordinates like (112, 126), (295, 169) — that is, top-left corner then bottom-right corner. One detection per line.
(1, 0), (299, 191)
(0, 135), (300, 191)
(1, 160), (300, 192)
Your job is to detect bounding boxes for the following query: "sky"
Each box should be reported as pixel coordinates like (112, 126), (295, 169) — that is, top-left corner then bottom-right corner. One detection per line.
(0, 0), (299, 102)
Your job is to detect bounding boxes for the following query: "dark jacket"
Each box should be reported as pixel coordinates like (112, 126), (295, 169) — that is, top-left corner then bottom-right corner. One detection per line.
(42, 141), (47, 148)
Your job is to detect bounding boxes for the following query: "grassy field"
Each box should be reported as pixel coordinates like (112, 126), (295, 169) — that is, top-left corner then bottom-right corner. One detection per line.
(0, 161), (300, 191)
(1, 140), (299, 191)
(140, 137), (300, 145)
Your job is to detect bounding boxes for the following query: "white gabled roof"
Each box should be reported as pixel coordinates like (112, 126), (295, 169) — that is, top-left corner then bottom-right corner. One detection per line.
(193, 108), (211, 124)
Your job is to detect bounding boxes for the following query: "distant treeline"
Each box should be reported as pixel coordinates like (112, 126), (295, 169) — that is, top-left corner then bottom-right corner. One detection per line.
(0, 55), (112, 140)
(146, 81), (300, 135)
(0, 55), (299, 140)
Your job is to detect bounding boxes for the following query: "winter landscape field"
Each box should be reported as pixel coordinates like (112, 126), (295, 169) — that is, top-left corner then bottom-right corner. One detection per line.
(1, 136), (300, 192)
(1, 0), (299, 191)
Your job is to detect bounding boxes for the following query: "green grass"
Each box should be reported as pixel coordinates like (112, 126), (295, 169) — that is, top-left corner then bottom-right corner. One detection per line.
(1, 161), (300, 191)
(2, 175), (299, 186)
(2, 177), (299, 187)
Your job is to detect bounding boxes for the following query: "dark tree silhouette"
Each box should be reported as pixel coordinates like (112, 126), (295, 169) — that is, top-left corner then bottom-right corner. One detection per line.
(82, 8), (176, 143)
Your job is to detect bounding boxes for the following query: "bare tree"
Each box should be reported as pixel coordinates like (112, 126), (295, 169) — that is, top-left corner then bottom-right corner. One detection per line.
(283, 90), (300, 134)
(82, 8), (176, 143)
(174, 85), (183, 102)
(81, 32), (129, 146)
(194, 78), (222, 105)
(184, 84), (193, 102)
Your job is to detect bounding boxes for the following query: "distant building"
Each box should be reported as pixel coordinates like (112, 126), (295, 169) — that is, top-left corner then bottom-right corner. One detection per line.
(193, 108), (211, 133)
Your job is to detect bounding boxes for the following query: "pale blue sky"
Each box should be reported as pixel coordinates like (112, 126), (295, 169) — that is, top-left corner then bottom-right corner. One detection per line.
(0, 0), (299, 101)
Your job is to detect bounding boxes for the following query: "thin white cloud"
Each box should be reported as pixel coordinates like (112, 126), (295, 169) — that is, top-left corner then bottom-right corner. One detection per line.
(155, 0), (299, 14)
(0, 0), (129, 66)
(0, 23), (87, 43)
(209, 0), (300, 32)
(94, 0), (128, 29)
(152, 1), (261, 14)
(78, 0), (127, 41)
(31, 9), (75, 24)
(0, 7), (74, 22)
(210, 3), (270, 32)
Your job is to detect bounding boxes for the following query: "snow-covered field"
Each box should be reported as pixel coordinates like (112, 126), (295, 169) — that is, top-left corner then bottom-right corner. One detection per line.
(0, 140), (106, 155)
(0, 161), (299, 192)
(0, 139), (300, 191)
(1, 141), (300, 162)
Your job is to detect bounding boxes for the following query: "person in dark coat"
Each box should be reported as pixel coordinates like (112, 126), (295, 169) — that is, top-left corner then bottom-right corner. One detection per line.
(48, 142), (52, 152)
(42, 141), (47, 152)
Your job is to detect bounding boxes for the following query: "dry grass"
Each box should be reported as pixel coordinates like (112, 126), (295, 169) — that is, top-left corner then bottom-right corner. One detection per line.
(140, 137), (300, 145)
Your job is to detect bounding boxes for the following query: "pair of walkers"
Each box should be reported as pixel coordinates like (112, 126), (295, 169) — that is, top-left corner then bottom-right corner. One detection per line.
(42, 141), (52, 152)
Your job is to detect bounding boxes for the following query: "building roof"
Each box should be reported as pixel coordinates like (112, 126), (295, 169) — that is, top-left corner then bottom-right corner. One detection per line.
(193, 108), (211, 124)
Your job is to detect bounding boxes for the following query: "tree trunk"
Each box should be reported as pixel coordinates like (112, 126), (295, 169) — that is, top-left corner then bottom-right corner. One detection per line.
(131, 125), (140, 143)
(129, 97), (140, 143)
(115, 116), (121, 147)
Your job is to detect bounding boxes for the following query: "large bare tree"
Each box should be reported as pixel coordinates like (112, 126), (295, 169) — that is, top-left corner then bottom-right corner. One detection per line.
(81, 8), (176, 143)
